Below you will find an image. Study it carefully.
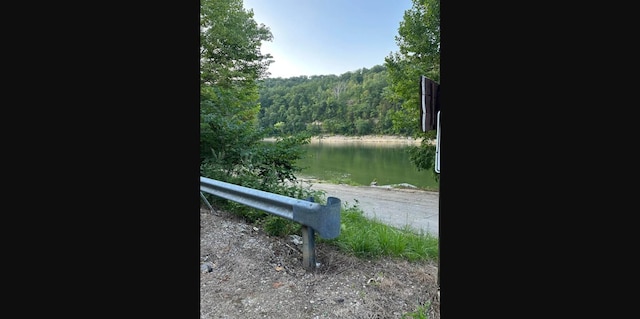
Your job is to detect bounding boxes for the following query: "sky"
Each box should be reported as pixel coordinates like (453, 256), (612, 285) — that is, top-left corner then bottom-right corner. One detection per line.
(242, 0), (414, 79)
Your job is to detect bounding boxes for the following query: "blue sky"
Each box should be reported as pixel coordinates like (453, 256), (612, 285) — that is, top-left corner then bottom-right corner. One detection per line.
(242, 0), (414, 79)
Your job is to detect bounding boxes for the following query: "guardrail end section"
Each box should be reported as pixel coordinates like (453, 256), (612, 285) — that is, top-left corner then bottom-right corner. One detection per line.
(319, 197), (341, 239)
(293, 196), (341, 240)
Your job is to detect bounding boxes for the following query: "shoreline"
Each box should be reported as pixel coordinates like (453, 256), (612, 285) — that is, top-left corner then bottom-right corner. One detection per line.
(264, 134), (435, 145)
(295, 175), (439, 193)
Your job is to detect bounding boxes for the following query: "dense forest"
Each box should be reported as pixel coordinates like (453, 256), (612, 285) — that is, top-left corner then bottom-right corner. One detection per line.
(257, 65), (409, 136)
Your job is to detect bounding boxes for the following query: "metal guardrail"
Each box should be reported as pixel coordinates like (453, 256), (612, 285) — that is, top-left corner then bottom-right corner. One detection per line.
(200, 176), (341, 270)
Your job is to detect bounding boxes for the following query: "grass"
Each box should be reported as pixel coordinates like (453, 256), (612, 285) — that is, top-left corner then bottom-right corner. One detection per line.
(318, 205), (439, 262)
(401, 302), (432, 319)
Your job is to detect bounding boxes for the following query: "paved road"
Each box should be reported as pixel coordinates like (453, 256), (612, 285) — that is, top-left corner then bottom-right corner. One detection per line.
(297, 180), (440, 237)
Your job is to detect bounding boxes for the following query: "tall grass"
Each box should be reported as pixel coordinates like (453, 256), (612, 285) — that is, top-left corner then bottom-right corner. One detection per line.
(319, 206), (439, 262)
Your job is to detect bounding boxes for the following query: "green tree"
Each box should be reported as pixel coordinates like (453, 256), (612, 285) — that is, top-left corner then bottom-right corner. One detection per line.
(385, 0), (439, 136)
(256, 66), (399, 137)
(200, 0), (310, 191)
(384, 0), (440, 176)
(200, 0), (272, 166)
(200, 0), (273, 88)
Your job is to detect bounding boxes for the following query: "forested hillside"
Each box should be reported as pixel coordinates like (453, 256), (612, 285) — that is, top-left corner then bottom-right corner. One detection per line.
(257, 65), (413, 136)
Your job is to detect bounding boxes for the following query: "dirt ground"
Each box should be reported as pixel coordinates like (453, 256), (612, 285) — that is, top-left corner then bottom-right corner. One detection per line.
(200, 203), (440, 319)
(201, 135), (440, 318)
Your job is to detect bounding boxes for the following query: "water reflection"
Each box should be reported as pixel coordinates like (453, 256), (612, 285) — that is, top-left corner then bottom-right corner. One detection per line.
(296, 142), (439, 190)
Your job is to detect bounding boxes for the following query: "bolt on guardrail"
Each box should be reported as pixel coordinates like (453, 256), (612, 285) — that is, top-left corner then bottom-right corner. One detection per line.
(200, 176), (341, 270)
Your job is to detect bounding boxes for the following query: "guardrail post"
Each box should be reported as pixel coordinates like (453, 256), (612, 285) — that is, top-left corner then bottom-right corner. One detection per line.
(301, 225), (316, 270)
(301, 197), (316, 270)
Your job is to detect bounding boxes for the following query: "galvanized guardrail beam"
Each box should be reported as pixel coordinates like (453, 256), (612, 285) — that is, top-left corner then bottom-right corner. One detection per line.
(200, 176), (341, 270)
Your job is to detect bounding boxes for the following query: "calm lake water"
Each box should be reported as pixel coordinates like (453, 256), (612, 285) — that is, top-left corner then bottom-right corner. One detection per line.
(295, 142), (439, 190)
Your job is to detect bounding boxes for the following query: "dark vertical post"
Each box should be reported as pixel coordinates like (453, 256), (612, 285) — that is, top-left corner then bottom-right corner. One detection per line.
(301, 196), (317, 270)
(301, 225), (316, 270)
(421, 75), (441, 289)
(437, 111), (441, 289)
(437, 204), (440, 288)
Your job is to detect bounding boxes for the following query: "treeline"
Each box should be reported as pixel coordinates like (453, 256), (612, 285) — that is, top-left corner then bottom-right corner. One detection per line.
(257, 65), (414, 136)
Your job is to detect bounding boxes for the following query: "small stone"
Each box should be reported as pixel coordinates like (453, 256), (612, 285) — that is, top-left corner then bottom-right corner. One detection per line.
(290, 235), (303, 245)
(201, 262), (214, 273)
